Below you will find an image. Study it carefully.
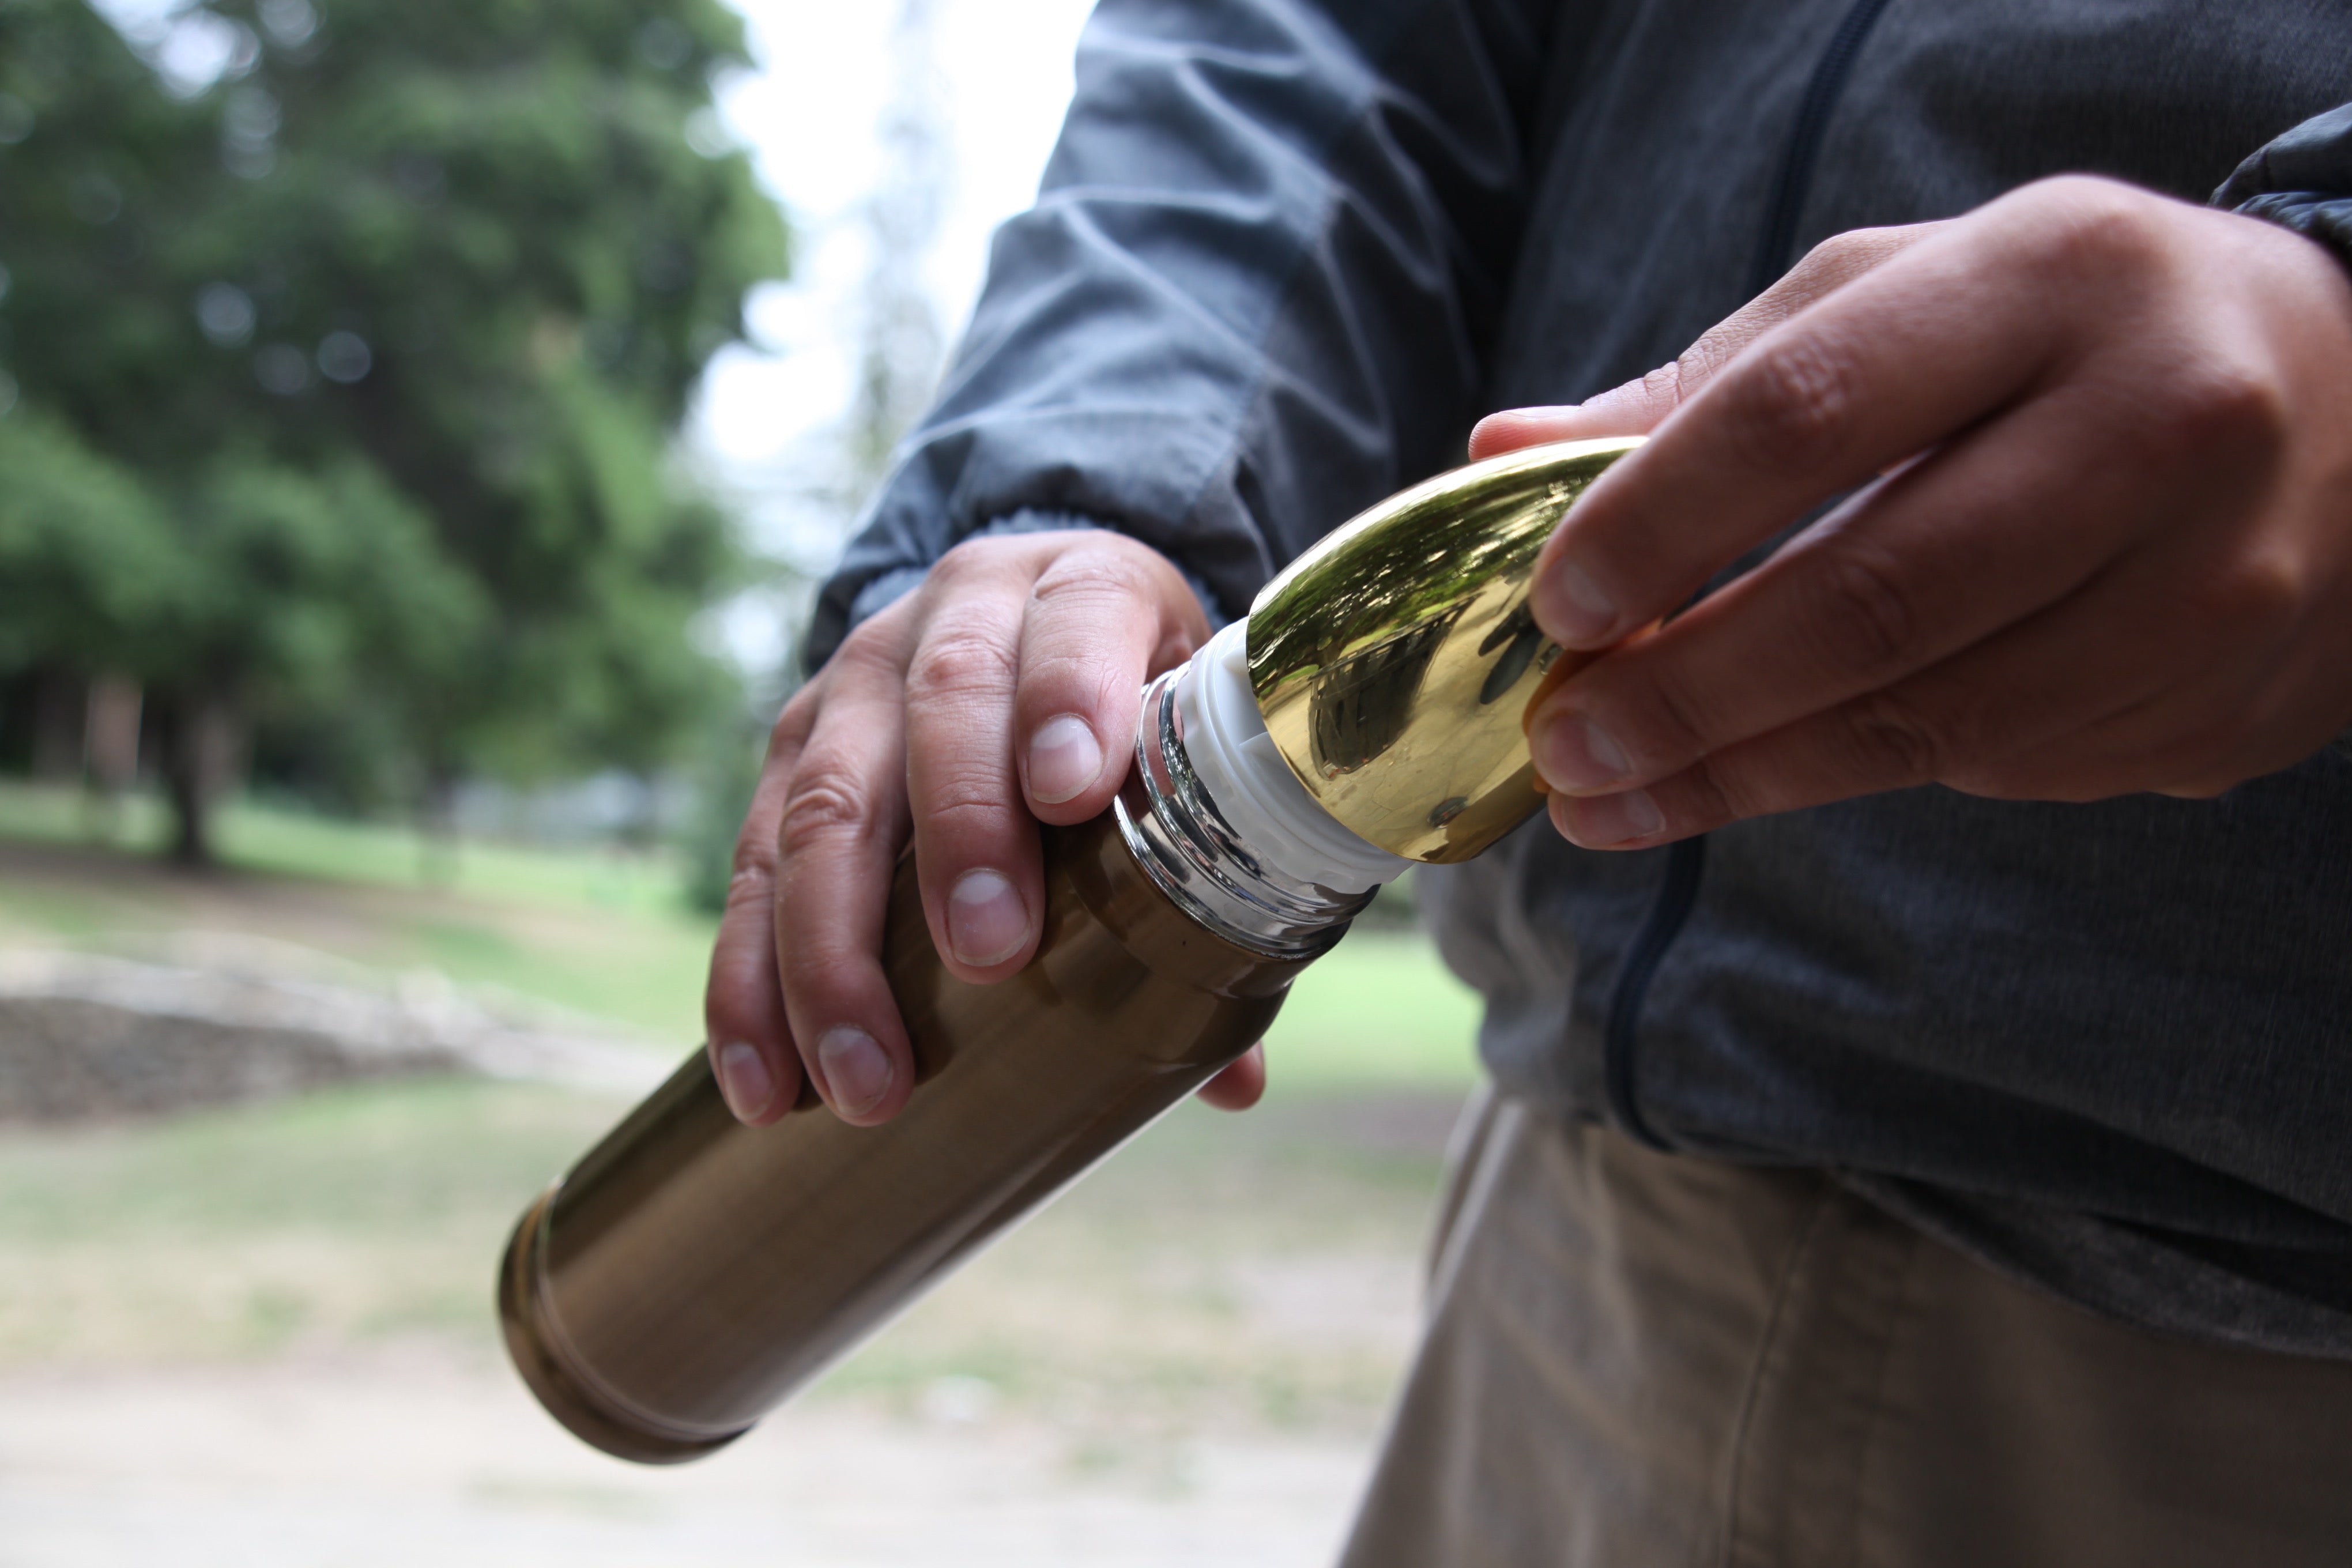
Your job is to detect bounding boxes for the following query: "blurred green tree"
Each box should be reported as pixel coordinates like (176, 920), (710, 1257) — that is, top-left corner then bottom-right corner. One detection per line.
(0, 0), (786, 861)
(0, 409), (179, 679)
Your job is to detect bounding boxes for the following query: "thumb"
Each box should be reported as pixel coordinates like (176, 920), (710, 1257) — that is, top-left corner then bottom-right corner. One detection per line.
(1468, 220), (1947, 462)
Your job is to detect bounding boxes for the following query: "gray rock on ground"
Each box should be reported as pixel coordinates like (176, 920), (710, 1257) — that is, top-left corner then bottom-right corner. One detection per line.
(0, 947), (666, 1121)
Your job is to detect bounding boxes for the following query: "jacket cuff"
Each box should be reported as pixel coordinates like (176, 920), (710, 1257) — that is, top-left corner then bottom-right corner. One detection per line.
(838, 508), (1230, 647)
(2215, 103), (2352, 273)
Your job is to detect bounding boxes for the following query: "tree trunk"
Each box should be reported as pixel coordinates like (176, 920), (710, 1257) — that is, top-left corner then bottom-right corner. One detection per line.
(83, 675), (144, 794)
(29, 668), (84, 782)
(160, 690), (246, 867)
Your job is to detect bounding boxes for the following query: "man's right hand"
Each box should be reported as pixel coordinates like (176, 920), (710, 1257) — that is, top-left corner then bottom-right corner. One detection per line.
(701, 529), (1212, 1128)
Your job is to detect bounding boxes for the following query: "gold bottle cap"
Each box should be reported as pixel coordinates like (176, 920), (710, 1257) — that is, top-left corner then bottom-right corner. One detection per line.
(1245, 435), (1643, 864)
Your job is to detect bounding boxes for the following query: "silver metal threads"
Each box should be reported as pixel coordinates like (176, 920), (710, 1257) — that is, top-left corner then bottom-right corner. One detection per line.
(1114, 665), (1373, 962)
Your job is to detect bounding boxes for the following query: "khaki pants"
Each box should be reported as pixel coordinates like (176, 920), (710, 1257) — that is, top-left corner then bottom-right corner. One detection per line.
(1339, 1090), (2352, 1568)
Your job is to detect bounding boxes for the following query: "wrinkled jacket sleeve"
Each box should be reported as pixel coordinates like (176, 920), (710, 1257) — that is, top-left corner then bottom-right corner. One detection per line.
(803, 0), (1558, 668)
(2217, 102), (2352, 266)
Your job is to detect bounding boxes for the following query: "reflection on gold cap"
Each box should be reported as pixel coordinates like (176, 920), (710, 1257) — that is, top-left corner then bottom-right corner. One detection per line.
(1246, 436), (1643, 863)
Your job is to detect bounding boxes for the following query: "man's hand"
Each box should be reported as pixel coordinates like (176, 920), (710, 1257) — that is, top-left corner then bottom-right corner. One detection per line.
(702, 529), (1268, 1128)
(1480, 176), (2352, 850)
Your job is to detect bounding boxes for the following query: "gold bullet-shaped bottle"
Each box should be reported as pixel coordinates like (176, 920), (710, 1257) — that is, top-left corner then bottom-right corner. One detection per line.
(499, 436), (1641, 1463)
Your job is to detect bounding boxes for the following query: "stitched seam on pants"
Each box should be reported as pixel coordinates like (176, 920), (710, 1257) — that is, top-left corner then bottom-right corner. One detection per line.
(1716, 1183), (1840, 1568)
(1845, 1217), (1928, 1568)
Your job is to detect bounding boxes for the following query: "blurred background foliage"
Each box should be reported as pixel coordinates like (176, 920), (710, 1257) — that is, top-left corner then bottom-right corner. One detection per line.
(0, 12), (1490, 1551)
(0, 0), (788, 862)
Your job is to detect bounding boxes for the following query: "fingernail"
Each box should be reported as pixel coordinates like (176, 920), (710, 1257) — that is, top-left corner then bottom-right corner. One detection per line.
(1533, 712), (1631, 794)
(1563, 788), (1663, 849)
(818, 1026), (894, 1115)
(714, 1041), (775, 1122)
(1026, 714), (1103, 805)
(1537, 561), (1617, 646)
(948, 868), (1030, 967)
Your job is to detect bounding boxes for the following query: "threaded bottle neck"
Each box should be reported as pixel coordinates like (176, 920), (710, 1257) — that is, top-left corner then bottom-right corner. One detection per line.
(1113, 623), (1408, 961)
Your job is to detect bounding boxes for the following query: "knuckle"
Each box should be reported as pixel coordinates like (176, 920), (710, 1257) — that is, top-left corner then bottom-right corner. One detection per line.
(2030, 172), (2132, 209)
(1795, 227), (1880, 283)
(1620, 659), (1724, 768)
(1807, 228), (1869, 266)
(1841, 689), (1947, 784)
(1745, 228), (1899, 329)
(2187, 552), (2304, 641)
(1721, 332), (1862, 475)
(2151, 361), (2288, 468)
(1673, 755), (1750, 827)
(769, 693), (814, 752)
(1643, 355), (1693, 409)
(2010, 178), (2155, 283)
(775, 760), (873, 860)
(1799, 545), (1922, 676)
(904, 624), (1019, 706)
(914, 748), (1017, 821)
(1030, 552), (1166, 691)
(923, 549), (973, 593)
(2165, 708), (2258, 779)
(931, 533), (1020, 579)
(827, 619), (899, 679)
(723, 855), (772, 904)
(1031, 544), (1158, 613)
(729, 810), (779, 880)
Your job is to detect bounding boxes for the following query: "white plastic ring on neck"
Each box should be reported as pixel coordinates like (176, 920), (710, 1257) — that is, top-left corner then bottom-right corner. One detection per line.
(1173, 619), (1411, 896)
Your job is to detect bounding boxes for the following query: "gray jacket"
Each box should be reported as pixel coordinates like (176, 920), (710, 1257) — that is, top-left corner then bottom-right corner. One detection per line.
(811, 0), (2352, 1357)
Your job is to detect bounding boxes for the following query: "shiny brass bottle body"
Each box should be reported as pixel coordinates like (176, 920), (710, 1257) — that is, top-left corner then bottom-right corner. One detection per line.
(499, 436), (1642, 1464)
(501, 802), (1316, 1463)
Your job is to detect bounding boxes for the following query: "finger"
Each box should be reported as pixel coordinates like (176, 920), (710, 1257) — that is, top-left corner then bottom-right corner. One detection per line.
(1467, 398), (1661, 459)
(1963, 523), (2336, 801)
(1527, 189), (2123, 650)
(1195, 1043), (1266, 1112)
(1546, 535), (2247, 847)
(1518, 643), (1611, 794)
(1016, 537), (1207, 826)
(1468, 222), (1946, 461)
(703, 708), (813, 1125)
(1526, 379), (2221, 793)
(772, 628), (919, 1125)
(902, 545), (1050, 985)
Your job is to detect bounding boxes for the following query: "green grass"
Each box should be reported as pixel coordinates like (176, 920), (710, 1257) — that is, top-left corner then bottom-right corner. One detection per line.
(0, 780), (172, 852)
(0, 1077), (606, 1243)
(0, 780), (1487, 1087)
(0, 782), (718, 1042)
(0, 1077), (619, 1364)
(0, 1072), (1460, 1436)
(219, 803), (685, 915)
(0, 779), (685, 914)
(1263, 932), (1481, 1092)
(0, 784), (1483, 1430)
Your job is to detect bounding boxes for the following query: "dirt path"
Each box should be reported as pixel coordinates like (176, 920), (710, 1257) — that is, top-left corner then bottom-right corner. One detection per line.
(0, 1343), (1380, 1567)
(0, 834), (1466, 1566)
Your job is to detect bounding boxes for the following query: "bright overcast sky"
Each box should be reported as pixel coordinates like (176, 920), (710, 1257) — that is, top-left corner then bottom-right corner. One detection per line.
(691, 0), (1098, 578)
